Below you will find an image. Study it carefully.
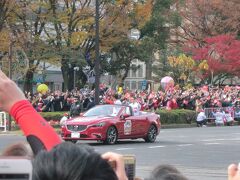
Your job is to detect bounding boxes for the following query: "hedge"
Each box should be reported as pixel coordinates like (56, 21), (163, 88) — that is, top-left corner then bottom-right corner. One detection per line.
(155, 109), (197, 124)
(39, 109), (197, 125)
(7, 109), (196, 131)
(39, 112), (67, 121)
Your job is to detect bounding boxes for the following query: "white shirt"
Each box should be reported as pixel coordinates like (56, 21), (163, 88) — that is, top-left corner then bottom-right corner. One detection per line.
(60, 116), (68, 126)
(114, 99), (122, 105)
(196, 112), (206, 122)
(213, 111), (224, 124)
(225, 113), (233, 122)
(129, 102), (141, 116)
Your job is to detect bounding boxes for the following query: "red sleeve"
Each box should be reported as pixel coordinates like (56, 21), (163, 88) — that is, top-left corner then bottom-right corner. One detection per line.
(10, 100), (62, 152)
(104, 98), (114, 104)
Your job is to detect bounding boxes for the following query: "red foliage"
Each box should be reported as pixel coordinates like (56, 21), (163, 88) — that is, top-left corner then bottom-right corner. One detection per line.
(186, 34), (240, 76)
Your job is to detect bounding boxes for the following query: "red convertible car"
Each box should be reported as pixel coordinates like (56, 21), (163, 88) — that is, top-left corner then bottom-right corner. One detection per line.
(61, 104), (161, 144)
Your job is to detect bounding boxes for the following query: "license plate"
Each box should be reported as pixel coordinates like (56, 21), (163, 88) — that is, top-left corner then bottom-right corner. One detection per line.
(71, 132), (80, 138)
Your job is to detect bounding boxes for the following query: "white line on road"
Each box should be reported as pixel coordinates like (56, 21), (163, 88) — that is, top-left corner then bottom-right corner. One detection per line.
(177, 144), (193, 147)
(232, 133), (240, 135)
(115, 148), (135, 151)
(201, 138), (240, 142)
(201, 139), (225, 141)
(204, 142), (221, 145)
(148, 145), (166, 149)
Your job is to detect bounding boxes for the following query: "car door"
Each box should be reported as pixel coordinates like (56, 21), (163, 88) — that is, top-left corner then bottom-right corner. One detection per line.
(124, 107), (150, 137)
(118, 106), (138, 138)
(134, 115), (149, 136)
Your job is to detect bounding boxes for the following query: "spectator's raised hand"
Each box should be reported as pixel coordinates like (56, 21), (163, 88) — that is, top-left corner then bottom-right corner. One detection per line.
(228, 164), (240, 180)
(102, 152), (128, 180)
(0, 70), (26, 112)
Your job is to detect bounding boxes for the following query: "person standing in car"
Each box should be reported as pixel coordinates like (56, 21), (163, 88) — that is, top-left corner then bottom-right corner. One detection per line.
(129, 97), (141, 116)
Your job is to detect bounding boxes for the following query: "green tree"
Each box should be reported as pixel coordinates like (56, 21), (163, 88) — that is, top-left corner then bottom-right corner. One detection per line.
(100, 0), (153, 86)
(168, 54), (196, 85)
(141, 0), (181, 81)
(9, 0), (61, 92)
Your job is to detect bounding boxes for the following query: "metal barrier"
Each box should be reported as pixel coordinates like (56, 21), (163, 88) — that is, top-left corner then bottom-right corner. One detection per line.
(235, 107), (240, 119)
(0, 112), (7, 132)
(204, 107), (236, 120)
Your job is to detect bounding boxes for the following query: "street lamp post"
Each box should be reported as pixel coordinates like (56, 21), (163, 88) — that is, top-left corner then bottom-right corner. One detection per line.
(94, 0), (100, 105)
(8, 37), (13, 131)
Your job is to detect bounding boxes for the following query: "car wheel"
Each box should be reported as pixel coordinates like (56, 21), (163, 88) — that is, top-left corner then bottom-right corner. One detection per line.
(144, 125), (157, 143)
(104, 126), (118, 145)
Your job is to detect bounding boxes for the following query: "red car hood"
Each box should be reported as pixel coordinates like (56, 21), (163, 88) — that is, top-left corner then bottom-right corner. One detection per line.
(66, 116), (113, 125)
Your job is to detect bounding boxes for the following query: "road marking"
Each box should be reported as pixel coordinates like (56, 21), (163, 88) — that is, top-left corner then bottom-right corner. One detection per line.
(177, 144), (193, 147)
(201, 138), (240, 142)
(204, 142), (221, 145)
(148, 145), (166, 149)
(116, 148), (134, 151)
(232, 133), (240, 135)
(201, 139), (225, 141)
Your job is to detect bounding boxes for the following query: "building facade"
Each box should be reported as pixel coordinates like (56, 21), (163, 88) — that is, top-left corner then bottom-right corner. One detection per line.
(124, 59), (146, 90)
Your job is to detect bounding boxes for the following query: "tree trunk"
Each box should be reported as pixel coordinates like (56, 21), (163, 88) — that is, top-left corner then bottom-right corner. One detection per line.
(23, 69), (34, 93)
(145, 56), (153, 81)
(118, 59), (131, 86)
(79, 70), (87, 86)
(69, 68), (74, 90)
(61, 66), (69, 91)
(61, 62), (74, 91)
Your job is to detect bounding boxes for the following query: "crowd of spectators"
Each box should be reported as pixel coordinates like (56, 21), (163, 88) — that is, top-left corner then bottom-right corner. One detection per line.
(25, 84), (240, 114)
(1, 70), (240, 180)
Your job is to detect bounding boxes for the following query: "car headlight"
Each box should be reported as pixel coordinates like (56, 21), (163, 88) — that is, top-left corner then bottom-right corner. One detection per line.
(90, 122), (106, 127)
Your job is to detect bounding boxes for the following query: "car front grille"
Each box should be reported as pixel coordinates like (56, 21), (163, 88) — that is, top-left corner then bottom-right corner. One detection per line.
(67, 125), (87, 132)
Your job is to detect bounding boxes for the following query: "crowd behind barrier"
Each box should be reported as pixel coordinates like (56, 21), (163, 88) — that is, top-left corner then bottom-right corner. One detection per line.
(204, 107), (240, 120)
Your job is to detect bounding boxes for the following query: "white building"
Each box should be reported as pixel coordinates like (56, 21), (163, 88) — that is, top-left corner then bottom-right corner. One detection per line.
(124, 59), (146, 90)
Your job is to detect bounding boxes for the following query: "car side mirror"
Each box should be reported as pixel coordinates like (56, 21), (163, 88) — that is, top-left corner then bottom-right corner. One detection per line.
(120, 114), (130, 120)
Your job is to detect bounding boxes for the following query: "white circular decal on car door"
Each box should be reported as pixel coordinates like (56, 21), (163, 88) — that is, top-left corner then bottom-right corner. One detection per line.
(124, 120), (132, 135)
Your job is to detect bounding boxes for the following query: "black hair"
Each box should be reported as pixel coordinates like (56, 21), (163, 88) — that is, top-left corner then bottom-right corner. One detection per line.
(2, 142), (33, 157)
(148, 164), (188, 180)
(32, 142), (118, 180)
(114, 94), (119, 99)
(158, 173), (188, 180)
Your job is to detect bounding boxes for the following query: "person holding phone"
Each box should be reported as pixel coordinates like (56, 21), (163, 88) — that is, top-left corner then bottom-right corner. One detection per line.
(0, 70), (128, 180)
(0, 70), (62, 154)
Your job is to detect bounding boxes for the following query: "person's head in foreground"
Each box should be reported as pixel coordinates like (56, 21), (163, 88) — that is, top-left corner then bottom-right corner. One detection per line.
(2, 142), (33, 158)
(148, 164), (188, 180)
(32, 142), (128, 180)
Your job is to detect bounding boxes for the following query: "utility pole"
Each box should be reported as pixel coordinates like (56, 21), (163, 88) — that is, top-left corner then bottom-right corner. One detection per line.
(94, 0), (100, 105)
(8, 38), (13, 131)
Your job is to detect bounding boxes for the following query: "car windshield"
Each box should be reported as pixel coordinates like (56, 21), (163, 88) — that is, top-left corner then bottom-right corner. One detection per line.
(83, 105), (122, 117)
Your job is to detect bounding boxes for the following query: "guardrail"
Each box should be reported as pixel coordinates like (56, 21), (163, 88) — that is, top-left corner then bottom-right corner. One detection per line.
(204, 107), (240, 120)
(0, 112), (7, 132)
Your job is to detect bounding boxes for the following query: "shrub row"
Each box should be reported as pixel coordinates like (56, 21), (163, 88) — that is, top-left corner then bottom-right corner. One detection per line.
(40, 109), (197, 125)
(39, 112), (67, 121)
(155, 109), (197, 124)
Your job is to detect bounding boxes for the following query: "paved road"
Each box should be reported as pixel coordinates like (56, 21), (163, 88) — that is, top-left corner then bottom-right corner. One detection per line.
(1, 126), (240, 180)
